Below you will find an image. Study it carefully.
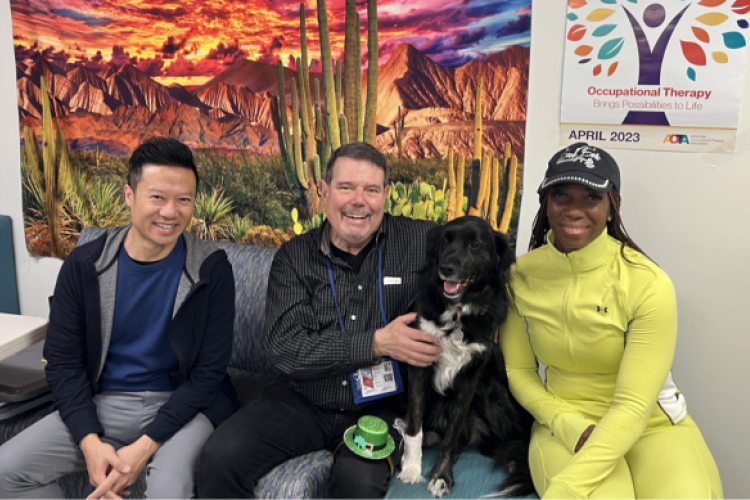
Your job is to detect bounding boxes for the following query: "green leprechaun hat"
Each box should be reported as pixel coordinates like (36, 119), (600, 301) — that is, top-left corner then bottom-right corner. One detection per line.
(343, 416), (395, 460)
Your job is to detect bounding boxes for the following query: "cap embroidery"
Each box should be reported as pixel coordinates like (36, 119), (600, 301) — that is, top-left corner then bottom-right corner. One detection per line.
(540, 176), (609, 190)
(556, 146), (600, 169)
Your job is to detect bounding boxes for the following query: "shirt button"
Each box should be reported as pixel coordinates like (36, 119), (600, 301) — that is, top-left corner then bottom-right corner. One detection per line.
(351, 315), (356, 321)
(358, 285), (363, 291)
(342, 380), (348, 386)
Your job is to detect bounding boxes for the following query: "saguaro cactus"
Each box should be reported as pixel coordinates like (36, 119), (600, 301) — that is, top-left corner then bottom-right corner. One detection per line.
(340, 115), (350, 146)
(393, 106), (405, 160)
(290, 78), (307, 187)
(356, 19), (364, 142)
(363, 0), (378, 144)
(456, 153), (465, 217)
(499, 156), (518, 234)
(489, 157), (500, 230)
(474, 77), (483, 162)
(335, 59), (342, 118)
(446, 149), (456, 220)
(317, 0), (341, 151)
(344, 0), (359, 136)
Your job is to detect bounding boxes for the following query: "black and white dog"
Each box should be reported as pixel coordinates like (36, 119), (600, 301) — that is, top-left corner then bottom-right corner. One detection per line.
(396, 216), (533, 498)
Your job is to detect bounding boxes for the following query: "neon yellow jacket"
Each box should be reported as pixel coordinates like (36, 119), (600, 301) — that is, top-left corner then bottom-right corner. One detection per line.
(501, 230), (686, 499)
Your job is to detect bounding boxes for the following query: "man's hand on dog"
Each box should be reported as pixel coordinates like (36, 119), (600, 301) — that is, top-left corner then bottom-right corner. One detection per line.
(373, 312), (442, 367)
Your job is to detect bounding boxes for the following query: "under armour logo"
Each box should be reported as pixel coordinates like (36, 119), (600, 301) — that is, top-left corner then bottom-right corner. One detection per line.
(597, 306), (608, 314)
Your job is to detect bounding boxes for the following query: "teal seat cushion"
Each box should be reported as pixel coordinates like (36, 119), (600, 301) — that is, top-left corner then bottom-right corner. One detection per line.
(386, 445), (538, 499)
(0, 215), (20, 314)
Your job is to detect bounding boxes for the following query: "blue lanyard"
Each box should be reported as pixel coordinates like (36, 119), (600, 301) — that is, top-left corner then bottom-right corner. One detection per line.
(326, 245), (387, 333)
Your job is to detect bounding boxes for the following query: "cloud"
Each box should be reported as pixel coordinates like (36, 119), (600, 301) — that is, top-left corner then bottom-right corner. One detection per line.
(257, 35), (284, 64)
(42, 46), (70, 63)
(207, 40), (247, 64)
(452, 27), (488, 47)
(135, 57), (165, 77)
(110, 45), (130, 65)
(495, 13), (531, 37)
(161, 36), (188, 59)
(15, 43), (39, 61)
(50, 8), (114, 27)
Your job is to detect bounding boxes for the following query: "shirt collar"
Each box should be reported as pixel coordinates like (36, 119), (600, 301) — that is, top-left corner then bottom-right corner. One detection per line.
(545, 228), (619, 271)
(319, 214), (389, 258)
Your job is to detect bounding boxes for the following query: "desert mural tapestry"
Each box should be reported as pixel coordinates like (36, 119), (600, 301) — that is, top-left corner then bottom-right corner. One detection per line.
(12, 0), (532, 258)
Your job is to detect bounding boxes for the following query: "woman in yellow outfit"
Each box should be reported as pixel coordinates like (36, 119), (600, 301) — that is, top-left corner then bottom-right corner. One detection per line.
(500, 143), (722, 499)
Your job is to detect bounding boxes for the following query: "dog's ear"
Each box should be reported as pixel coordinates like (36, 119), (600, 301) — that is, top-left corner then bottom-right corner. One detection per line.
(494, 231), (515, 278)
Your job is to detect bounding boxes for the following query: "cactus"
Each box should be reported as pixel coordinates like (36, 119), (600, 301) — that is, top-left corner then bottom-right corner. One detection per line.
(356, 14), (364, 142)
(335, 59), (342, 118)
(363, 0), (378, 144)
(23, 126), (43, 189)
(467, 158), (481, 217)
(498, 143), (513, 228)
(474, 77), (483, 161)
(273, 62), (303, 198)
(446, 149), (456, 221)
(489, 157), (500, 230)
(340, 115), (350, 146)
(393, 106), (405, 160)
(344, 0), (359, 137)
(39, 75), (65, 257)
(299, 4), (315, 149)
(482, 153), (492, 217)
(456, 153), (465, 218)
(290, 78), (307, 187)
(316, 0), (341, 151)
(314, 154), (322, 186)
(499, 156), (518, 234)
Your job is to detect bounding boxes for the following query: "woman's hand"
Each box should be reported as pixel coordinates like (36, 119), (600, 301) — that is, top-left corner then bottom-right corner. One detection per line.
(575, 425), (595, 453)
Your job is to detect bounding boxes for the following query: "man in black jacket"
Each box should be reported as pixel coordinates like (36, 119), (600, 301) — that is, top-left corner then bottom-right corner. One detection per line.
(198, 142), (442, 498)
(0, 138), (238, 499)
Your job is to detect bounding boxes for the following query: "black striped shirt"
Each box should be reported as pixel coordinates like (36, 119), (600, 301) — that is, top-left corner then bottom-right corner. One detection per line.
(264, 214), (435, 410)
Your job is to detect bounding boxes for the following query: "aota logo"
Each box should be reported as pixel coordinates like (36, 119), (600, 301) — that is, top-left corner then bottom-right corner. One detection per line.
(663, 134), (690, 144)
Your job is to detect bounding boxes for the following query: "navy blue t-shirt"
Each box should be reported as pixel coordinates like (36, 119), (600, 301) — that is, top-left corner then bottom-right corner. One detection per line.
(99, 237), (185, 392)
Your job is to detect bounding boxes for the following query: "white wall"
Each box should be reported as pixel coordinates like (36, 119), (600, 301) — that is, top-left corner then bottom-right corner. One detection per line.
(0, 2), (61, 319)
(521, 1), (750, 497)
(1, 0), (747, 495)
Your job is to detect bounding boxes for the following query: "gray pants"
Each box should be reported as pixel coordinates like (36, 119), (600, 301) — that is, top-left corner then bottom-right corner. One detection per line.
(0, 392), (213, 499)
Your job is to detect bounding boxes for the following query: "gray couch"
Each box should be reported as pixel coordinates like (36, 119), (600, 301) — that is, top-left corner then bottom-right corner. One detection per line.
(0, 227), (334, 498)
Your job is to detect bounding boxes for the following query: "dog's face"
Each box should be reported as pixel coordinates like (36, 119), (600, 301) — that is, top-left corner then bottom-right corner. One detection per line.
(425, 216), (515, 303)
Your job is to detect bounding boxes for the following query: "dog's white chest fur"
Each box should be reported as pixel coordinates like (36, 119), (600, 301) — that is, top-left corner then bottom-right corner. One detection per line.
(418, 311), (486, 395)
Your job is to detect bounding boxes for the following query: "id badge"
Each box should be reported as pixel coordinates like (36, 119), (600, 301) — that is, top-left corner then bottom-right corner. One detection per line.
(350, 356), (404, 404)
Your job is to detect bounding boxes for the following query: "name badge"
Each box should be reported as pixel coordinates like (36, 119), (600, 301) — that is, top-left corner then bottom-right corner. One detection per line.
(350, 357), (404, 403)
(383, 277), (402, 285)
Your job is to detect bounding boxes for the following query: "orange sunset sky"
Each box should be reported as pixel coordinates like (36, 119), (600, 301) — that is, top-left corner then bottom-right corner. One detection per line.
(12, 0), (531, 86)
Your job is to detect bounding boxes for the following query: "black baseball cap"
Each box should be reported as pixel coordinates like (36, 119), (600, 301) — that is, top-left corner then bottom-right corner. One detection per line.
(538, 142), (620, 196)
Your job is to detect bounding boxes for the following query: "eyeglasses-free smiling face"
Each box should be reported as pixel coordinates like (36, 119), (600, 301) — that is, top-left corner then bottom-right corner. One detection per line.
(320, 157), (389, 255)
(546, 183), (611, 254)
(124, 164), (196, 262)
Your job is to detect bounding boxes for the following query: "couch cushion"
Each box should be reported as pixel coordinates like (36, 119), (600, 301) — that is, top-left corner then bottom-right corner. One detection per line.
(385, 445), (538, 499)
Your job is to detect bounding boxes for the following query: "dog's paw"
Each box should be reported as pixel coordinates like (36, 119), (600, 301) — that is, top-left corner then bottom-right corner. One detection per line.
(399, 464), (425, 484)
(428, 477), (452, 498)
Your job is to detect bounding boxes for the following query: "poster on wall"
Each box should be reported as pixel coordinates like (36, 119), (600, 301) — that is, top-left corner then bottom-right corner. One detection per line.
(560, 0), (750, 153)
(11, 0), (531, 259)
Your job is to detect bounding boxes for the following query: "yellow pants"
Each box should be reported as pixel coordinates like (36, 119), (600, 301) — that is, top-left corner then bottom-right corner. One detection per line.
(530, 415), (723, 499)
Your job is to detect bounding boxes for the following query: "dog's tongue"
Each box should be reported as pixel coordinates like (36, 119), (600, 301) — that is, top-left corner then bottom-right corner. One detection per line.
(444, 281), (461, 294)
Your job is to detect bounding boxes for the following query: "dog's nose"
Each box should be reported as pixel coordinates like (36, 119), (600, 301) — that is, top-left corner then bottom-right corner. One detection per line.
(439, 264), (455, 277)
